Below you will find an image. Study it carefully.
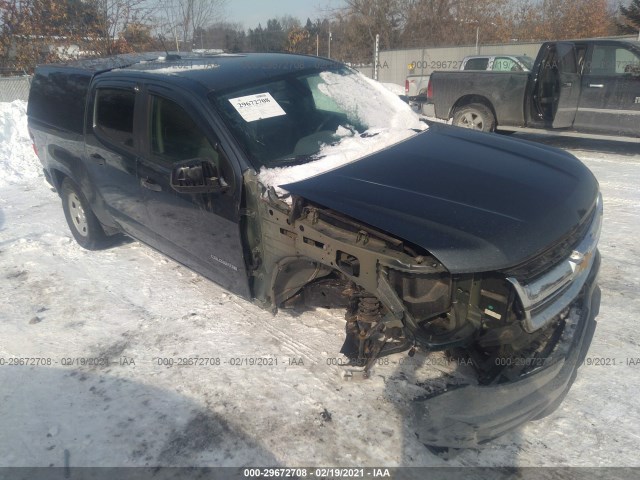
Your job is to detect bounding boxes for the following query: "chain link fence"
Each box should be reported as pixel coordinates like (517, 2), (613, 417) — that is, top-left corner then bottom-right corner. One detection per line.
(0, 69), (32, 102)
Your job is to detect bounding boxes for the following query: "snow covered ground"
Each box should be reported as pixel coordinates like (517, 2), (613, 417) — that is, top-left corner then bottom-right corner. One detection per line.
(1, 100), (639, 468)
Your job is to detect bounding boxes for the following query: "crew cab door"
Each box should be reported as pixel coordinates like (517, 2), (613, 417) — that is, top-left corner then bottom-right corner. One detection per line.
(136, 84), (251, 297)
(532, 43), (580, 127)
(551, 43), (581, 128)
(574, 43), (640, 136)
(85, 80), (151, 240)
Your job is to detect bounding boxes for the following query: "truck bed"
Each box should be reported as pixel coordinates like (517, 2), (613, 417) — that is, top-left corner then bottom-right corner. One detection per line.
(431, 70), (530, 127)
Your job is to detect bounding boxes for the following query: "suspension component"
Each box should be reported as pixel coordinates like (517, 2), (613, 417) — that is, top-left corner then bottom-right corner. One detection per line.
(341, 295), (412, 377)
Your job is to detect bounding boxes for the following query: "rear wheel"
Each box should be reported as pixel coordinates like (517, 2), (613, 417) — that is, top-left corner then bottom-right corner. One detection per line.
(60, 178), (108, 250)
(452, 104), (495, 132)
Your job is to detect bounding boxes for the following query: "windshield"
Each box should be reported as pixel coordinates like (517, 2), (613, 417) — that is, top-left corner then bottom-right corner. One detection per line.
(210, 66), (425, 175)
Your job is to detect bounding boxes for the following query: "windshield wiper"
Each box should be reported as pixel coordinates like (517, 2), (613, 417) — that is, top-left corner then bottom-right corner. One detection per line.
(269, 155), (315, 167)
(359, 131), (379, 138)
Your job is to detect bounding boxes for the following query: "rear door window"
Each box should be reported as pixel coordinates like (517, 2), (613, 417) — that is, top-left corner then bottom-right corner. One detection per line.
(463, 58), (489, 70)
(28, 71), (90, 134)
(589, 46), (640, 75)
(94, 88), (136, 149)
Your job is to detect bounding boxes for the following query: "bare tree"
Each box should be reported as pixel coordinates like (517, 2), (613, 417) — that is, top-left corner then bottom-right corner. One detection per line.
(157, 0), (226, 52)
(326, 0), (617, 61)
(342, 0), (404, 50)
(397, 0), (510, 48)
(497, 0), (616, 42)
(278, 14), (301, 32)
(89, 0), (156, 55)
(201, 21), (245, 51)
(157, 0), (182, 50)
(1, 0), (108, 70)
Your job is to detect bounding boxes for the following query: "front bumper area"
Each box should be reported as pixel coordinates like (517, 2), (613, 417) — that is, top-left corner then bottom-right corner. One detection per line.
(508, 193), (603, 333)
(411, 252), (601, 448)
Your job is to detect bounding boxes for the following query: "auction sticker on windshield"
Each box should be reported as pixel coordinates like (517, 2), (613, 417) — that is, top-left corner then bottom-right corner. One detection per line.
(228, 93), (286, 122)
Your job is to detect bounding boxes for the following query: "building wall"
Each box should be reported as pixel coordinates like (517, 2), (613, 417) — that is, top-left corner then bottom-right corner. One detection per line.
(354, 65), (374, 78)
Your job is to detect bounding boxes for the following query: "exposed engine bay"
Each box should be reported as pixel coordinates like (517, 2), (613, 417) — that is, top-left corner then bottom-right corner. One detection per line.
(242, 173), (575, 382)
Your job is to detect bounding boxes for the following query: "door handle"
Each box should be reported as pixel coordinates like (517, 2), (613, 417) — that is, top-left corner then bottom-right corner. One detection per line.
(588, 84), (604, 88)
(562, 82), (572, 87)
(141, 178), (162, 192)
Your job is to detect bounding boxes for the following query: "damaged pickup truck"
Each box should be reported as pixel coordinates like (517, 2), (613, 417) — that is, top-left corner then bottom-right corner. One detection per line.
(27, 52), (602, 448)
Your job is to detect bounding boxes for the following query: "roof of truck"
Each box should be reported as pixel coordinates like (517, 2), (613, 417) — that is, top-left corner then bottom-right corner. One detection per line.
(42, 52), (164, 71)
(39, 52), (344, 93)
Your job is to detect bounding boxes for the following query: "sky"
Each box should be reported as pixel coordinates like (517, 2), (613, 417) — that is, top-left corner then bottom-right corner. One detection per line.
(226, 0), (346, 30)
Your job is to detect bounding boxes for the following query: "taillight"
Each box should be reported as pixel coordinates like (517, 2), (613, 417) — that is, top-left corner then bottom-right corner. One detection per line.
(405, 78), (409, 95)
(427, 78), (433, 99)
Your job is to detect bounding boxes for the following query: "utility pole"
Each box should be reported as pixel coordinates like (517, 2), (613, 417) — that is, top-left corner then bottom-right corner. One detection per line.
(316, 34), (319, 56)
(328, 31), (332, 59)
(373, 34), (380, 80)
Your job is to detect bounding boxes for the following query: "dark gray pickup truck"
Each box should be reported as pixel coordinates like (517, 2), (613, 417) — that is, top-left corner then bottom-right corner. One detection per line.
(27, 52), (602, 449)
(418, 39), (640, 139)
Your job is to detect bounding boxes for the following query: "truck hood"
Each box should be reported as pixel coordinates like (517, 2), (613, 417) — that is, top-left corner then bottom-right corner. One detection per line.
(282, 124), (599, 273)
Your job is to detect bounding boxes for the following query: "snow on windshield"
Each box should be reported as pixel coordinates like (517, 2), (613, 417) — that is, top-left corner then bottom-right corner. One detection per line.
(258, 72), (427, 191)
(380, 82), (406, 96)
(318, 72), (420, 131)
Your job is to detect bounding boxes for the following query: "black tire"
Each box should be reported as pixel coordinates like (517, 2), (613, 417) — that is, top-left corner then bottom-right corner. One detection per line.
(60, 178), (108, 250)
(452, 103), (496, 132)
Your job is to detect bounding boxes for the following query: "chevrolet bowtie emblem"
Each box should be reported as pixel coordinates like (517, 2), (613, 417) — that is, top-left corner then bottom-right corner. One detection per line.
(570, 250), (585, 264)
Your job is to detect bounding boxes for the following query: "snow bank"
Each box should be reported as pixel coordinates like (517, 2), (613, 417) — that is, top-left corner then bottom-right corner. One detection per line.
(0, 101), (42, 186)
(258, 72), (426, 191)
(380, 82), (406, 96)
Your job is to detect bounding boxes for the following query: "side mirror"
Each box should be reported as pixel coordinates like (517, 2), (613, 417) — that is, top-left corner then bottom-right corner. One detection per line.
(170, 158), (229, 194)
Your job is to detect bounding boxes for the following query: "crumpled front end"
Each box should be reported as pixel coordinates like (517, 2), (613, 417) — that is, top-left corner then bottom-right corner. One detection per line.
(412, 252), (600, 448)
(243, 170), (602, 447)
(406, 194), (603, 448)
